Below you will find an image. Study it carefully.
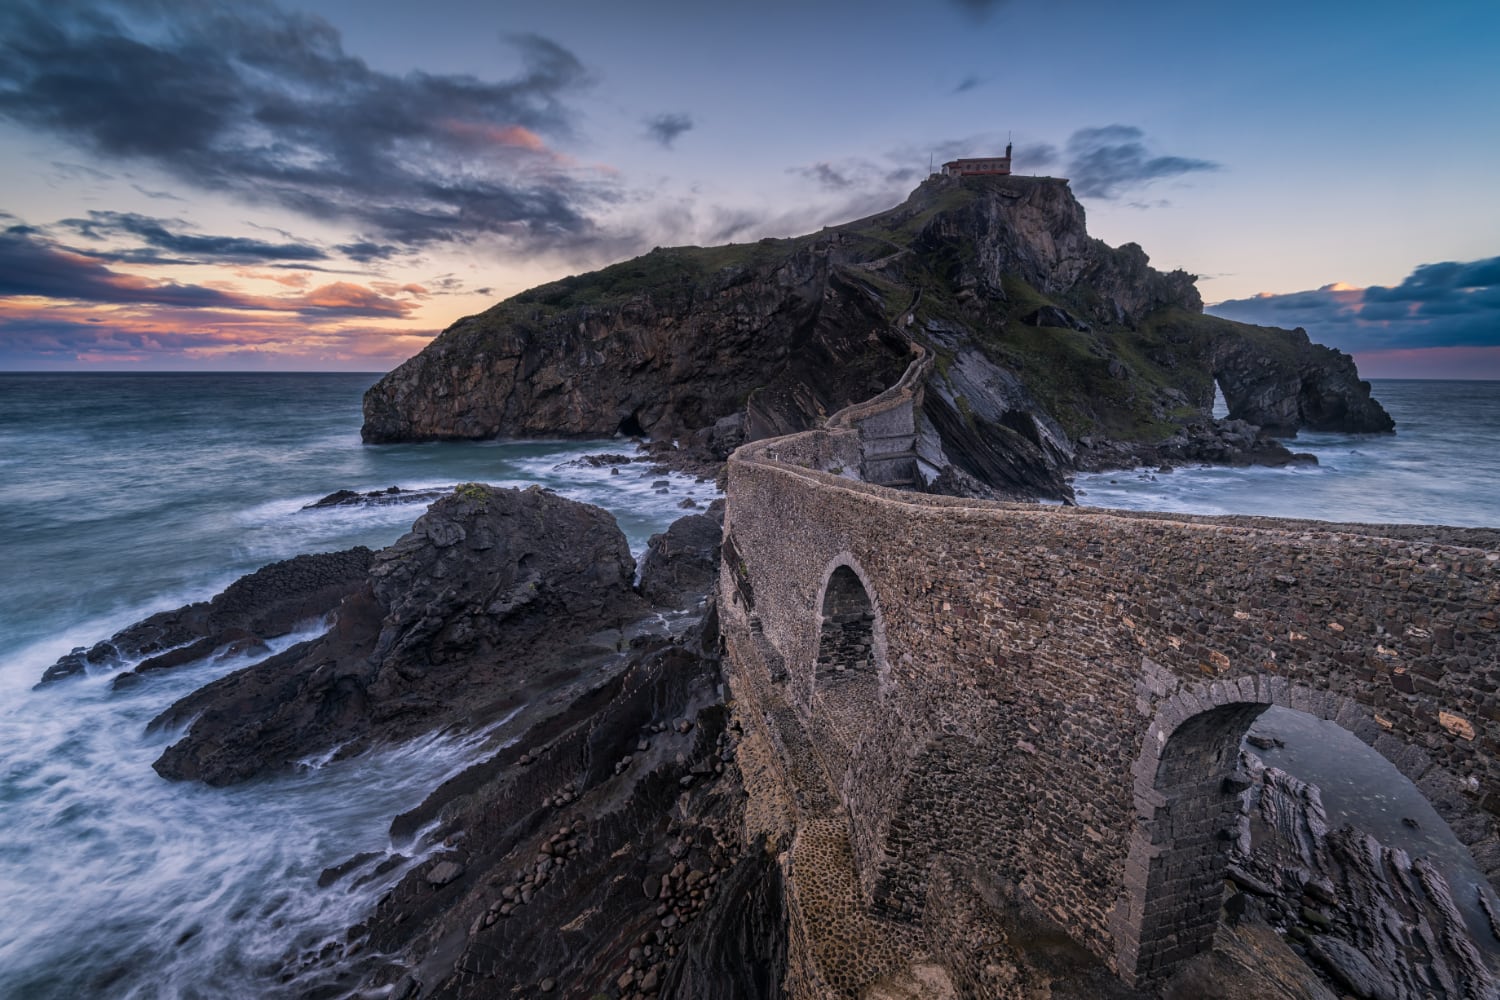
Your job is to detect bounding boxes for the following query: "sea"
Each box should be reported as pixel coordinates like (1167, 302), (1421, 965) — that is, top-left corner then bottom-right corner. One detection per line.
(0, 373), (1495, 997)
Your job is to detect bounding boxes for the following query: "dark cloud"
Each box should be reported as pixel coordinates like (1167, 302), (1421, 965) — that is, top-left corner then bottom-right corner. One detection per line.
(790, 162), (855, 190)
(335, 240), (409, 263)
(644, 113), (693, 148)
(952, 75), (983, 94)
(0, 229), (258, 308)
(1207, 256), (1500, 352)
(1013, 142), (1058, 172)
(1064, 125), (1219, 199)
(0, 228), (411, 317)
(63, 210), (328, 262)
(0, 1), (611, 250)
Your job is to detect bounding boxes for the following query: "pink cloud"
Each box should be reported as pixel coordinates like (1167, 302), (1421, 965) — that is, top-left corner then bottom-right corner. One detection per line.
(440, 119), (549, 152)
(1353, 346), (1500, 380)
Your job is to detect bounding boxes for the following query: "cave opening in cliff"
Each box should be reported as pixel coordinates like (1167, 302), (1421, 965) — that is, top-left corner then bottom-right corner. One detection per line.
(813, 565), (881, 780)
(1125, 701), (1500, 990)
(617, 410), (646, 438)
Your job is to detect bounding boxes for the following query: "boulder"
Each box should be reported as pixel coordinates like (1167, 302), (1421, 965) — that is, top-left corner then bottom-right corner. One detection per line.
(637, 503), (725, 610)
(148, 485), (649, 785)
(302, 486), (448, 510)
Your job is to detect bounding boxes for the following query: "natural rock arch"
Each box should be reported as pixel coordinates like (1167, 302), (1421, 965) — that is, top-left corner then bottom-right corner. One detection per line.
(1114, 680), (1499, 985)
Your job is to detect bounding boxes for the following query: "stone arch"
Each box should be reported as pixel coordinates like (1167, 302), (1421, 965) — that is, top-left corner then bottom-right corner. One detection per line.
(1114, 678), (1500, 985)
(809, 555), (888, 782)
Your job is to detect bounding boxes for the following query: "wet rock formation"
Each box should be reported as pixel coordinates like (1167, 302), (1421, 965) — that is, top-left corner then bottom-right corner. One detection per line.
(302, 485), (450, 509)
(1213, 328), (1395, 435)
(637, 501), (725, 610)
(362, 174), (1392, 500)
(148, 485), (648, 785)
(36, 548), (373, 688)
(298, 612), (794, 1000)
(1227, 753), (1497, 1000)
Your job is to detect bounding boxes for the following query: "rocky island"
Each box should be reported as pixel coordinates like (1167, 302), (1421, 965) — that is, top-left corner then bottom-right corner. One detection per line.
(362, 173), (1393, 500)
(42, 175), (1499, 999)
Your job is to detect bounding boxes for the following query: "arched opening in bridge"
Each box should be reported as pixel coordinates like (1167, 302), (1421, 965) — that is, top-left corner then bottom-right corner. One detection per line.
(1126, 701), (1500, 990)
(813, 565), (880, 779)
(1127, 702), (1267, 983)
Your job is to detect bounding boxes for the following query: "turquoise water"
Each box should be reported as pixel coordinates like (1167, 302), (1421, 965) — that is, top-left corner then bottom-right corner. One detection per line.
(0, 373), (717, 999)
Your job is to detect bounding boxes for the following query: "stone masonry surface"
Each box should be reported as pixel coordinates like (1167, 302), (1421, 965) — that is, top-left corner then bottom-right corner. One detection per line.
(718, 352), (1500, 991)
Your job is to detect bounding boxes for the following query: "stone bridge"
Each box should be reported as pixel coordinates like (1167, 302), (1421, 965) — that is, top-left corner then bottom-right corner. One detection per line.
(718, 349), (1500, 994)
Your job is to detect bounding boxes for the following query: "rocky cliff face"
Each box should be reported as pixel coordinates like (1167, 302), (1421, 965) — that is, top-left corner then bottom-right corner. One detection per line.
(362, 242), (911, 451)
(363, 175), (1393, 499)
(1212, 326), (1395, 434)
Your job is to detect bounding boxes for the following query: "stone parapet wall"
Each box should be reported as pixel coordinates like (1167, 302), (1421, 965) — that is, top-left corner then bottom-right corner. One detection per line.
(738, 344), (932, 488)
(721, 428), (1500, 986)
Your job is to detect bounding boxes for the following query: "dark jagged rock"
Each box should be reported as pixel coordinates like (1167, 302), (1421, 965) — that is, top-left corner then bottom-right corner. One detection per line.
(1305, 935), (1398, 1000)
(302, 485), (449, 509)
(148, 485), (649, 785)
(637, 502), (725, 610)
(1213, 328), (1395, 434)
(1076, 417), (1319, 473)
(361, 174), (1390, 499)
(284, 600), (793, 1000)
(36, 548), (373, 688)
(659, 841), (788, 1000)
(917, 327), (1077, 500)
(556, 452), (640, 469)
(1024, 304), (1091, 332)
(361, 241), (912, 453)
(1228, 754), (1498, 1000)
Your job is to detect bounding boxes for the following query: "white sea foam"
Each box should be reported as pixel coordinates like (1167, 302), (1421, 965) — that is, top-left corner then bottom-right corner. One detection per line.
(3, 373), (1487, 995)
(0, 629), (522, 999)
(0, 375), (710, 998)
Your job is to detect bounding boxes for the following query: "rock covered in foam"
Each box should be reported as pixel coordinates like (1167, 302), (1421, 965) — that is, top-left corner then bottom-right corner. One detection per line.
(36, 548), (374, 688)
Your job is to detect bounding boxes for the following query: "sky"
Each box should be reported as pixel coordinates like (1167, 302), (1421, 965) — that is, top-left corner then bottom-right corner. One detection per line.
(1, 0), (1497, 377)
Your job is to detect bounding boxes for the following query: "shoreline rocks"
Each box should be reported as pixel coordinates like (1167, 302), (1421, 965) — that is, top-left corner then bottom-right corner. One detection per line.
(36, 547), (373, 688)
(148, 484), (649, 785)
(302, 485), (450, 510)
(1075, 417), (1319, 475)
(637, 501), (725, 610)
